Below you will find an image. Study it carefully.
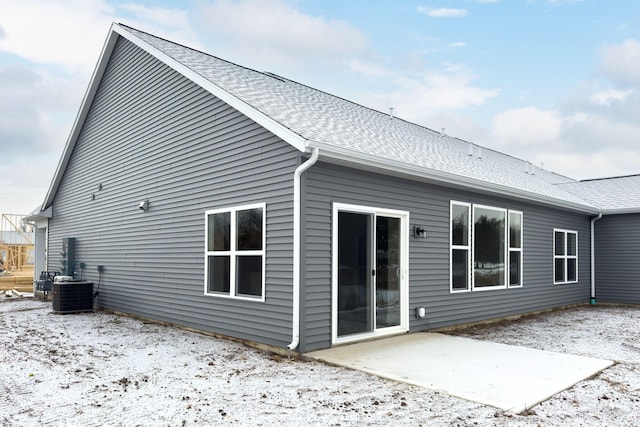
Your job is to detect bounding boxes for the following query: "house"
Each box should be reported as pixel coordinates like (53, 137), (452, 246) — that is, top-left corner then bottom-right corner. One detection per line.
(557, 175), (640, 305)
(26, 23), (639, 353)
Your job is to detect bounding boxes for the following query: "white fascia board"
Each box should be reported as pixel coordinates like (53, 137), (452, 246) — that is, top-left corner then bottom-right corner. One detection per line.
(112, 24), (308, 153)
(42, 23), (121, 210)
(24, 206), (53, 223)
(310, 141), (600, 215)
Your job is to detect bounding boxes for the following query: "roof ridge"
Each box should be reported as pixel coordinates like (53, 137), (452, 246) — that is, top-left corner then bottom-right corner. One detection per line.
(118, 23), (276, 82)
(579, 173), (640, 183)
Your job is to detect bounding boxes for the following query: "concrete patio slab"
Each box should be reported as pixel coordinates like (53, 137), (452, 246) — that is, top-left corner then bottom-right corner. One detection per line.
(305, 332), (614, 412)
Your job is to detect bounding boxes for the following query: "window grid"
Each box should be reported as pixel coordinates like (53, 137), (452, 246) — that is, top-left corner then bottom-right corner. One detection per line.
(553, 229), (578, 285)
(204, 203), (266, 301)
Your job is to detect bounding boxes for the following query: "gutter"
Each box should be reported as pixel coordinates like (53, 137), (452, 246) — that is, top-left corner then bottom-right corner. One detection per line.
(310, 141), (600, 215)
(288, 147), (319, 352)
(590, 213), (603, 304)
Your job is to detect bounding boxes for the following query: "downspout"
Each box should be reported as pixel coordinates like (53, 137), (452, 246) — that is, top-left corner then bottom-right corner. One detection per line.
(288, 147), (319, 352)
(590, 213), (603, 305)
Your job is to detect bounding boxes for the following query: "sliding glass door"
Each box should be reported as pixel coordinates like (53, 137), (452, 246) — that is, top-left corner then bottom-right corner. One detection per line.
(333, 204), (408, 343)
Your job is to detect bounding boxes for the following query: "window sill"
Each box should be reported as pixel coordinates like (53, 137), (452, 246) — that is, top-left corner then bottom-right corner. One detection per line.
(203, 291), (265, 302)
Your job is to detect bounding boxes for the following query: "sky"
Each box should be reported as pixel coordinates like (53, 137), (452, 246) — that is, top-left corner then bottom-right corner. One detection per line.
(1, 0), (640, 216)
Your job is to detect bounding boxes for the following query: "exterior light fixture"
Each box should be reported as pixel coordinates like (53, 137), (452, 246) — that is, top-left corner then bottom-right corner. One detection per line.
(138, 200), (149, 212)
(414, 226), (427, 239)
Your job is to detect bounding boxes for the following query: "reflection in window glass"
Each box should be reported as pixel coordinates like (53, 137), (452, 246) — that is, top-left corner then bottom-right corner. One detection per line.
(451, 204), (469, 246)
(555, 231), (565, 256)
(567, 233), (577, 256)
(509, 212), (521, 249)
(555, 259), (565, 283)
(237, 208), (263, 250)
(473, 207), (506, 288)
(509, 251), (521, 286)
(567, 259), (577, 282)
(208, 256), (230, 293)
(236, 256), (263, 296)
(508, 211), (523, 287)
(208, 212), (230, 251)
(452, 249), (469, 290)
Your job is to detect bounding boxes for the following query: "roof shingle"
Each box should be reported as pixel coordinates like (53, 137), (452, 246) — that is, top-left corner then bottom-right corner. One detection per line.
(97, 25), (637, 213)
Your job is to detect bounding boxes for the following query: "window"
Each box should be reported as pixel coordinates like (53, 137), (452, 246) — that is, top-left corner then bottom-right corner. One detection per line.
(205, 204), (265, 300)
(508, 211), (523, 287)
(554, 229), (577, 284)
(450, 202), (522, 292)
(450, 202), (471, 292)
(473, 205), (506, 290)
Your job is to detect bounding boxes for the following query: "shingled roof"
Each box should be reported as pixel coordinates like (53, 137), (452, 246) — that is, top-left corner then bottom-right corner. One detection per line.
(557, 175), (640, 214)
(44, 23), (621, 213)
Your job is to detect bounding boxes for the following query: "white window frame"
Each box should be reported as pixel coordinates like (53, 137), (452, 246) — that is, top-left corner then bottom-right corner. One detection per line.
(553, 228), (578, 285)
(508, 210), (523, 288)
(450, 201), (524, 293)
(204, 203), (266, 301)
(450, 201), (471, 293)
(331, 202), (410, 345)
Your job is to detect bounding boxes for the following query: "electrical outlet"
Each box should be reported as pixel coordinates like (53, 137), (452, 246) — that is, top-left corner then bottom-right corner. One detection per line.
(97, 265), (104, 273)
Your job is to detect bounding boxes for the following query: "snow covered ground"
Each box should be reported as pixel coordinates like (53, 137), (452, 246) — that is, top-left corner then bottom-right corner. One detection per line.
(1, 297), (638, 426)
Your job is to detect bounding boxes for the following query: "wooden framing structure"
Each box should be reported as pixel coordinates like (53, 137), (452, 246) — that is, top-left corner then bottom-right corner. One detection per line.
(0, 214), (34, 271)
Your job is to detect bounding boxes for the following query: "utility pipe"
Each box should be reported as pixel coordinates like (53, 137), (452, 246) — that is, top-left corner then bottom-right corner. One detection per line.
(288, 147), (319, 352)
(590, 213), (603, 304)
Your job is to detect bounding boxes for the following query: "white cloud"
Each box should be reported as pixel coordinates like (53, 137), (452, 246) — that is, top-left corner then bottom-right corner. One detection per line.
(490, 107), (563, 149)
(0, 62), (83, 214)
(417, 7), (469, 18)
(482, 103), (640, 180)
(0, 0), (202, 215)
(0, 0), (115, 73)
(349, 61), (499, 123)
(426, 111), (490, 143)
(0, 160), (58, 215)
(600, 39), (640, 87)
(117, 4), (202, 49)
(0, 1), (203, 74)
(563, 110), (640, 152)
(0, 64), (79, 156)
(589, 89), (634, 107)
(546, 0), (584, 4)
(540, 148), (640, 181)
(479, 35), (640, 180)
(195, 0), (369, 68)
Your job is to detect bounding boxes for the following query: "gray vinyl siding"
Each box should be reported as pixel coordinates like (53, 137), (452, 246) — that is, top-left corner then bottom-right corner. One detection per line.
(595, 214), (640, 304)
(301, 162), (591, 351)
(48, 36), (300, 347)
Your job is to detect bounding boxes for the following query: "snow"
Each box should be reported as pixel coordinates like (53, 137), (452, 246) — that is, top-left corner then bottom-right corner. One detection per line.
(1, 298), (639, 426)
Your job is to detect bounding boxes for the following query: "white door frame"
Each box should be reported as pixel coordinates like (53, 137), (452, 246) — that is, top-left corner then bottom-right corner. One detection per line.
(331, 202), (410, 345)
